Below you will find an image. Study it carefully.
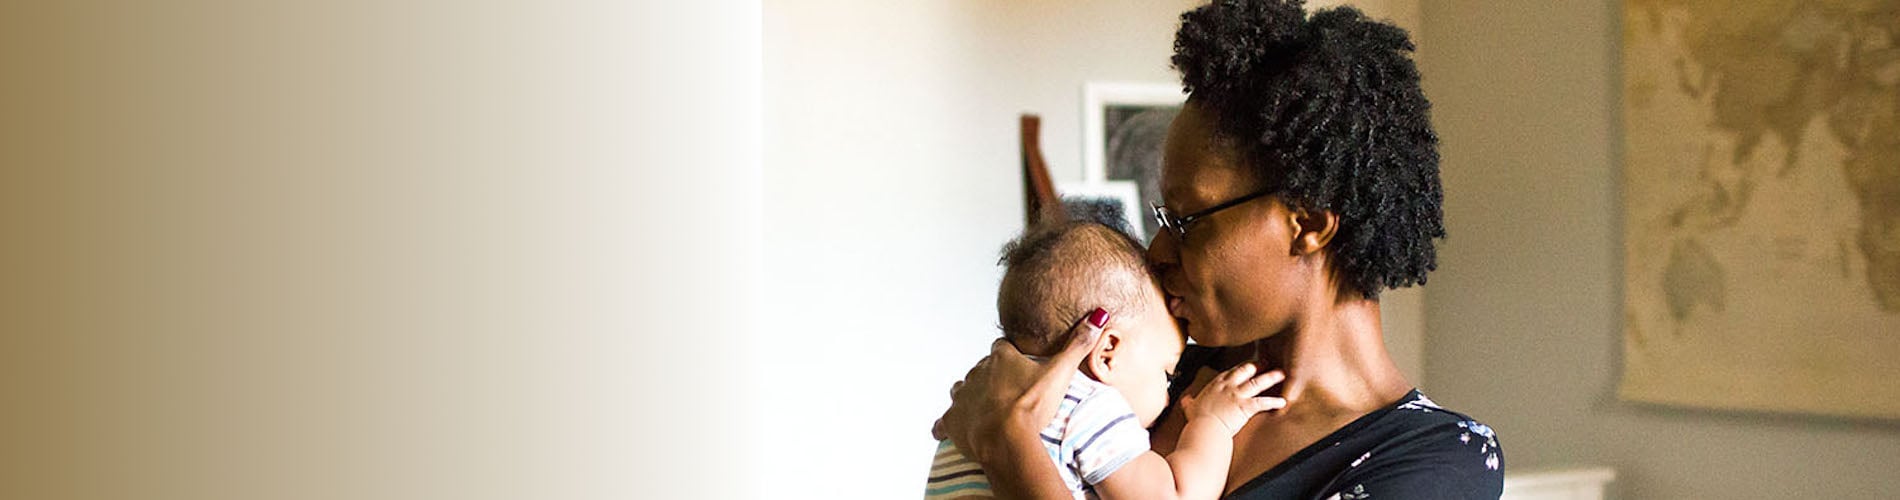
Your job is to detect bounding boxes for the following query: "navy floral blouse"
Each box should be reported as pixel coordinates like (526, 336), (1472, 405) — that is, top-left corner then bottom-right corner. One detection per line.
(1166, 346), (1505, 500)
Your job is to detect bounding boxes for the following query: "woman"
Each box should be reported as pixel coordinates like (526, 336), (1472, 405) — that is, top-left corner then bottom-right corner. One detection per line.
(936, 1), (1503, 498)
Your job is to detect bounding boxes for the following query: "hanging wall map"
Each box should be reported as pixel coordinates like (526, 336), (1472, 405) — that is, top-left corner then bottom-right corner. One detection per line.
(1620, 0), (1900, 419)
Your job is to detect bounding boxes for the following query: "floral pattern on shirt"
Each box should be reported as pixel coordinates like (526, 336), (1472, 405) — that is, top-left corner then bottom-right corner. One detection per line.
(1457, 420), (1500, 470)
(1395, 393), (1442, 413)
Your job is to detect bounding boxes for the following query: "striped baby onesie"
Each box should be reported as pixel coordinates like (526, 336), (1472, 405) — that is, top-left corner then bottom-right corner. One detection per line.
(924, 376), (1149, 500)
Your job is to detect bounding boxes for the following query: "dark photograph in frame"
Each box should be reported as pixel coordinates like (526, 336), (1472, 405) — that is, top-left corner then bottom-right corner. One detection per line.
(1083, 83), (1186, 241)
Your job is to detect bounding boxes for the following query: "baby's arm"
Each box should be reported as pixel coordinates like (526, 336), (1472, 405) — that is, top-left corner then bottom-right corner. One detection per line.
(1093, 364), (1285, 500)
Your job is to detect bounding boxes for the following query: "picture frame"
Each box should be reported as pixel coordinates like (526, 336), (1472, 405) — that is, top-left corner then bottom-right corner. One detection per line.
(1081, 82), (1186, 240)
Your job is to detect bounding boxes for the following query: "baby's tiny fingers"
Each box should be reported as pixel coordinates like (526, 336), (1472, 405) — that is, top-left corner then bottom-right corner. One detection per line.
(1245, 396), (1288, 414)
(1240, 369), (1286, 395)
(1222, 363), (1258, 386)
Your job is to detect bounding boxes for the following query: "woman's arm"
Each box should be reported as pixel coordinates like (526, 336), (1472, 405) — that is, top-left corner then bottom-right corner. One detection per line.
(934, 308), (1112, 500)
(979, 414), (1071, 500)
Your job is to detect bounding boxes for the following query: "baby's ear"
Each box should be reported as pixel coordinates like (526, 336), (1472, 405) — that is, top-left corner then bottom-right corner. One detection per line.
(1082, 327), (1123, 380)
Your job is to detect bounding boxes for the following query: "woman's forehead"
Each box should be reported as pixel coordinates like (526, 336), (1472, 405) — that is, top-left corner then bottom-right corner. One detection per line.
(1161, 106), (1254, 208)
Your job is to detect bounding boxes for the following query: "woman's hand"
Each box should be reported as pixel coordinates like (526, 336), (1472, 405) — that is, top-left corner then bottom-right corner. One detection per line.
(933, 308), (1110, 491)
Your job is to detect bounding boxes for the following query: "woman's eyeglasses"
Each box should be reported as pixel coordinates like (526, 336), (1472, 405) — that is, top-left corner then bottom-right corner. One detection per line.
(1150, 190), (1277, 240)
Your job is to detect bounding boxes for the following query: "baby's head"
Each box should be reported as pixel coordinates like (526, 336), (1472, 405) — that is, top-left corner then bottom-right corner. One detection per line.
(997, 221), (1185, 426)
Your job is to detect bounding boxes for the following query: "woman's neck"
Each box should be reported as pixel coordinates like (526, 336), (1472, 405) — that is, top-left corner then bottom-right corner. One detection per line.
(1247, 296), (1412, 420)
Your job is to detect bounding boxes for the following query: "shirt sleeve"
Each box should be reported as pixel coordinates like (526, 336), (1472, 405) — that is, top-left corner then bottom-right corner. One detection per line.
(1325, 420), (1505, 500)
(925, 440), (993, 499)
(1063, 388), (1150, 486)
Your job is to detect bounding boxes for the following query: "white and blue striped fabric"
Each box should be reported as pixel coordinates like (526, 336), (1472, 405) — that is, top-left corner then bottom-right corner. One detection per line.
(924, 376), (1148, 500)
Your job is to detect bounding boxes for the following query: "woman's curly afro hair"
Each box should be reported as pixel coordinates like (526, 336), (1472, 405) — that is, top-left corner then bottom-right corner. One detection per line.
(1172, 0), (1444, 299)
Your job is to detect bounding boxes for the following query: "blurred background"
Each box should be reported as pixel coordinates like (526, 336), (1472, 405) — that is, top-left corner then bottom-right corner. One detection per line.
(4, 0), (1897, 499)
(3, 1), (761, 499)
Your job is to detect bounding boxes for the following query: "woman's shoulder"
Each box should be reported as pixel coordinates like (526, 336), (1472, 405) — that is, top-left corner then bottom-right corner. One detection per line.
(1330, 390), (1504, 498)
(1376, 391), (1501, 462)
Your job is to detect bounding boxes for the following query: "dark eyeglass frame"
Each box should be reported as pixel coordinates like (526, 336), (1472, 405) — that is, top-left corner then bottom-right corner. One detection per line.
(1150, 189), (1277, 240)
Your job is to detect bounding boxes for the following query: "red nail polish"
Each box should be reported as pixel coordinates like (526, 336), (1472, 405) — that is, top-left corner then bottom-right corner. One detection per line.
(1087, 308), (1110, 328)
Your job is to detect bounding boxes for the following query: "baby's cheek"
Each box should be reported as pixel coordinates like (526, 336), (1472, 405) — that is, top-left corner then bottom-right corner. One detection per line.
(1140, 384), (1170, 426)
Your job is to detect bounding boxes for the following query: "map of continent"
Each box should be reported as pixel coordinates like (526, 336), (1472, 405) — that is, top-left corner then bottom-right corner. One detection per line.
(1621, 0), (1900, 419)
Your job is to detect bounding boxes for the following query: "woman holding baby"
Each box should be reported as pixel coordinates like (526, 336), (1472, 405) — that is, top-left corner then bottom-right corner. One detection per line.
(935, 1), (1504, 498)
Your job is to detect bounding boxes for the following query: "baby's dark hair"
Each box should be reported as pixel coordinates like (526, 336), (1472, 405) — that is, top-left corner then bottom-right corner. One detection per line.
(1172, 0), (1445, 298)
(996, 221), (1153, 356)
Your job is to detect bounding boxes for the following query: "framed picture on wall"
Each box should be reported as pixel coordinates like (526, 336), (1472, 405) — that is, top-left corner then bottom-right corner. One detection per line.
(1082, 82), (1186, 240)
(1057, 181), (1144, 241)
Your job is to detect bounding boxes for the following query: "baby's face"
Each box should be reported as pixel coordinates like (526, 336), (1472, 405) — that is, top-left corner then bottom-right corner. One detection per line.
(1098, 280), (1187, 427)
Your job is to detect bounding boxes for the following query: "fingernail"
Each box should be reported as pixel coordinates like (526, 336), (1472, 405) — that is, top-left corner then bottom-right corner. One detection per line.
(1087, 308), (1110, 328)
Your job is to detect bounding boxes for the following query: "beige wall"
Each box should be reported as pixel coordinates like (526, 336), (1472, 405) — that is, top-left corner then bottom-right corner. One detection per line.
(2, 2), (761, 499)
(1418, 0), (1900, 497)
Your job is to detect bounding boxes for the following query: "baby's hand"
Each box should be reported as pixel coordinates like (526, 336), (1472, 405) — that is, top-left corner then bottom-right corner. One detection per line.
(1180, 363), (1286, 435)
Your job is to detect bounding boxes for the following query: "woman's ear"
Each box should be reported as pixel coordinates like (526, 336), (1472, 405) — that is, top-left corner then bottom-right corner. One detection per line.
(1286, 205), (1339, 256)
(1082, 327), (1124, 380)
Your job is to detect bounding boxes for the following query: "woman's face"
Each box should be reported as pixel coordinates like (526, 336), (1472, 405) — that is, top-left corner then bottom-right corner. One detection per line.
(1146, 102), (1309, 347)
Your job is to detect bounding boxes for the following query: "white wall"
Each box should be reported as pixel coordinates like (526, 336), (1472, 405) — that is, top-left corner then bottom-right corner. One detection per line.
(763, 1), (1422, 497)
(1418, 0), (1900, 497)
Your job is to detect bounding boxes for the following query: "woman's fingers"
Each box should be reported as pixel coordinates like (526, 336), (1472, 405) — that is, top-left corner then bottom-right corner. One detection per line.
(987, 337), (1015, 358)
(955, 347), (997, 393)
(940, 331), (1062, 460)
(936, 342), (1010, 446)
(1045, 308), (1109, 370)
(932, 308), (1110, 461)
(1026, 308), (1109, 396)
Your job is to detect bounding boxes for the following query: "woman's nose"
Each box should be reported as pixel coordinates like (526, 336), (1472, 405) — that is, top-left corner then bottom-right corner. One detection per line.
(1147, 230), (1179, 265)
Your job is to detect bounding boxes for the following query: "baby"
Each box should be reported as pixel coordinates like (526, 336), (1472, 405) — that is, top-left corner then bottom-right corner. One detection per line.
(925, 220), (1285, 500)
